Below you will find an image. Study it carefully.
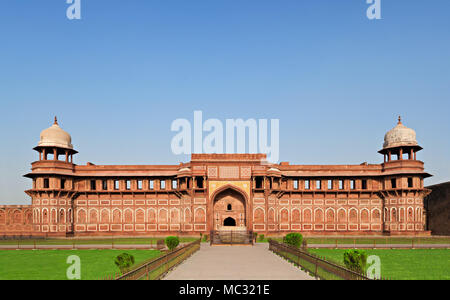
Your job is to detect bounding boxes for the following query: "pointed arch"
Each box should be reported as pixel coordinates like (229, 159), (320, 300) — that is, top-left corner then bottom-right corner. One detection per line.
(314, 208), (324, 223)
(303, 208), (312, 223)
(326, 208), (335, 223)
(291, 208), (301, 223)
(253, 207), (265, 223)
(337, 208), (346, 224)
(184, 208), (192, 223)
(100, 208), (110, 223)
(147, 208), (157, 224)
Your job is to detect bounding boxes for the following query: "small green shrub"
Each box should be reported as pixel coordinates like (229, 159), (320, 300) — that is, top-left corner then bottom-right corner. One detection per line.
(343, 249), (368, 273)
(203, 234), (209, 242)
(114, 253), (135, 273)
(258, 234), (265, 242)
(284, 233), (303, 248)
(165, 236), (180, 251)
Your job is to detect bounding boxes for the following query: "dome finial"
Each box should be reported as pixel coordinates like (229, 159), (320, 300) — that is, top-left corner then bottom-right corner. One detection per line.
(398, 115), (402, 124)
(54, 116), (58, 125)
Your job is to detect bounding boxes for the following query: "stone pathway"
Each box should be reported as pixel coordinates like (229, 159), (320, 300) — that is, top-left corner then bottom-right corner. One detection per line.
(163, 243), (314, 280)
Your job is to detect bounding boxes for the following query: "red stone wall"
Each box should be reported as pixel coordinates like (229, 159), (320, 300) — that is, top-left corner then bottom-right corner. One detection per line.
(0, 205), (34, 236)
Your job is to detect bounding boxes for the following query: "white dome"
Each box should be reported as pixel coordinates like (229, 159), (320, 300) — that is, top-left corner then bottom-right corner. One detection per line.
(38, 117), (73, 150)
(383, 117), (418, 149)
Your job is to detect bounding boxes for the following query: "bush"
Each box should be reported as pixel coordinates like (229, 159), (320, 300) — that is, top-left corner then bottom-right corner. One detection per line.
(165, 236), (180, 251)
(343, 249), (368, 273)
(258, 234), (265, 242)
(114, 253), (135, 273)
(283, 233), (303, 248)
(203, 234), (209, 242)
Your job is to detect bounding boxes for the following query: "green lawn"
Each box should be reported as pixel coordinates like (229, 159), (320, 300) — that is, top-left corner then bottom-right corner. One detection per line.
(257, 236), (450, 245)
(0, 249), (161, 280)
(308, 248), (450, 280)
(0, 237), (198, 246)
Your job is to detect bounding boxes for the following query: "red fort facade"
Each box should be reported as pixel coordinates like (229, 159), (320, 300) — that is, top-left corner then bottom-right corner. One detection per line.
(0, 117), (432, 237)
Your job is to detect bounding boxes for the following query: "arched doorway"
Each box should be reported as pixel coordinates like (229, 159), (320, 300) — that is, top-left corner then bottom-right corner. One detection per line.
(212, 187), (247, 230)
(223, 217), (236, 226)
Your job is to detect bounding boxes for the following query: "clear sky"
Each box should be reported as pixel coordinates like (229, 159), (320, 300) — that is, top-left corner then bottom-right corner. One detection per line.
(0, 0), (449, 204)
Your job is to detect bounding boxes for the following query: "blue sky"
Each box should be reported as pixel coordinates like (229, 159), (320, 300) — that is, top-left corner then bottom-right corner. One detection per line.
(0, 0), (449, 204)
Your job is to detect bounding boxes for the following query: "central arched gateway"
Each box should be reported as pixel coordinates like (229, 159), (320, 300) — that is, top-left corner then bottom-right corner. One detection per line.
(211, 186), (247, 231)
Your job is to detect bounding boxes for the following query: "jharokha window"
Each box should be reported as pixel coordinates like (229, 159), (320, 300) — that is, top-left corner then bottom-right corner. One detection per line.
(391, 178), (397, 189)
(102, 180), (108, 190)
(362, 179), (368, 190)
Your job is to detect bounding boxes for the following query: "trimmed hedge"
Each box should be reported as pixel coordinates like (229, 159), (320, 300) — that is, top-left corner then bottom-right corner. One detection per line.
(165, 236), (180, 251)
(343, 249), (368, 273)
(114, 252), (135, 273)
(283, 233), (303, 248)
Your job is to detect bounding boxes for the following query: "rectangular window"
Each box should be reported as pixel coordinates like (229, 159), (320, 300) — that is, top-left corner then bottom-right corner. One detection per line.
(391, 178), (397, 189)
(90, 180), (96, 191)
(160, 180), (166, 190)
(408, 177), (413, 188)
(44, 178), (49, 189)
(60, 179), (66, 189)
(114, 180), (119, 190)
(339, 180), (344, 190)
(126, 180), (131, 190)
(316, 180), (321, 190)
(172, 180), (177, 189)
(350, 180), (355, 190)
(255, 177), (263, 189)
(328, 180), (333, 190)
(305, 180), (310, 190)
(293, 180), (298, 190)
(197, 177), (204, 188)
(362, 180), (367, 190)
(137, 180), (142, 190)
(102, 180), (108, 190)
(149, 180), (154, 190)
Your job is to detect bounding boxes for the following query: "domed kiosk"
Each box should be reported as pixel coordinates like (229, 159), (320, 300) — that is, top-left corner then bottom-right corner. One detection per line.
(379, 116), (422, 162)
(33, 117), (77, 163)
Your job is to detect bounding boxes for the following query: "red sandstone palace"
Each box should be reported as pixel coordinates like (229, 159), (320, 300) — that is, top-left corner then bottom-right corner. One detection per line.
(0, 117), (432, 237)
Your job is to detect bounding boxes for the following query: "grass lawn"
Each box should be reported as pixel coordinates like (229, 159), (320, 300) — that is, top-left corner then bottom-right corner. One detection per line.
(0, 237), (198, 246)
(257, 236), (450, 245)
(308, 248), (450, 280)
(0, 249), (161, 280)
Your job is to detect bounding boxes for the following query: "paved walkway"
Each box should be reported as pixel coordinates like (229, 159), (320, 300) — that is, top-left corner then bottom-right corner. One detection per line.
(164, 243), (314, 280)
